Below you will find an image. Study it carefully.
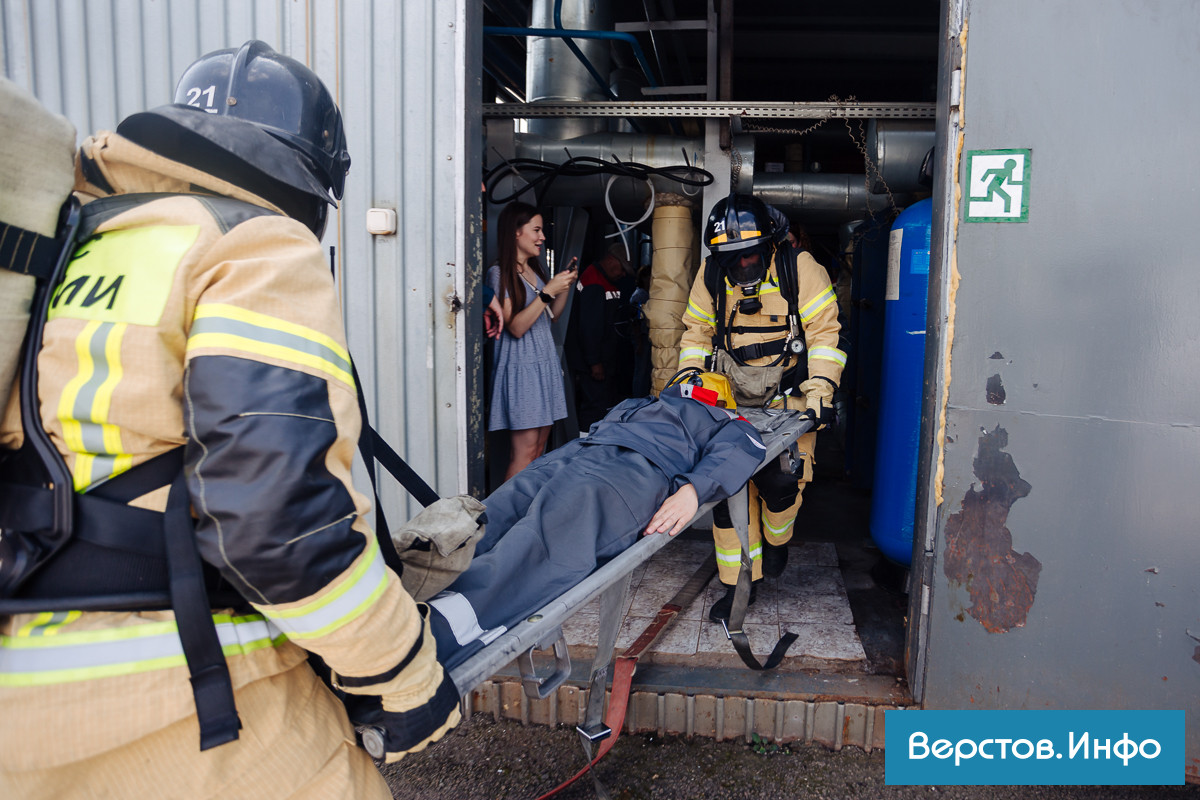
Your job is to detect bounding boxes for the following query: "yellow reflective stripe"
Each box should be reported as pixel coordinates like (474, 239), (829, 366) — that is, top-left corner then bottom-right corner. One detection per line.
(16, 611), (82, 637)
(94, 323), (133, 484)
(678, 347), (712, 362)
(799, 287), (836, 322)
(58, 321), (100, 459)
(714, 545), (741, 567)
(756, 283), (781, 296)
(0, 614), (284, 687)
(715, 543), (762, 566)
(684, 300), (715, 326)
(261, 538), (388, 640)
(809, 346), (847, 366)
(57, 322), (134, 490)
(189, 304), (354, 390)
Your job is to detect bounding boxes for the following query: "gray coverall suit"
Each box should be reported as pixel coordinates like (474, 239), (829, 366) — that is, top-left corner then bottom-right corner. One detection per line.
(429, 385), (766, 669)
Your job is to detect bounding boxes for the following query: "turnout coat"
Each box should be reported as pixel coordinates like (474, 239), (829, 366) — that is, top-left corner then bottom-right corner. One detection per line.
(0, 131), (446, 791)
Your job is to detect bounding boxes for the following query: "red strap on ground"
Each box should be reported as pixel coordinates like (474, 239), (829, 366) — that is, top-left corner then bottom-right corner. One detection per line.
(533, 604), (682, 800)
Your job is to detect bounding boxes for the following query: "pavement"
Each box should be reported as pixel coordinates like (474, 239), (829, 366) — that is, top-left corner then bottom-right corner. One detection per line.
(382, 715), (1200, 800)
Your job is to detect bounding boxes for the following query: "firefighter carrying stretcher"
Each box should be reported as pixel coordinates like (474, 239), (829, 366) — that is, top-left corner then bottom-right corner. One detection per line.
(678, 194), (847, 621)
(0, 42), (458, 799)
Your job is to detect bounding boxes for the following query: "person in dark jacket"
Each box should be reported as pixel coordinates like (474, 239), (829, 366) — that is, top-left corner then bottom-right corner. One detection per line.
(428, 380), (767, 668)
(566, 244), (637, 432)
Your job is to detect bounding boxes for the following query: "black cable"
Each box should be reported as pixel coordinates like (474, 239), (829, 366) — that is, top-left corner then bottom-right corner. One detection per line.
(484, 154), (713, 207)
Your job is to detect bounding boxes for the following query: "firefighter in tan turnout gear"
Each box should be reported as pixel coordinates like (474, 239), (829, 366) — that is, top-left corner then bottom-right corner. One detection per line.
(678, 194), (846, 621)
(0, 42), (457, 798)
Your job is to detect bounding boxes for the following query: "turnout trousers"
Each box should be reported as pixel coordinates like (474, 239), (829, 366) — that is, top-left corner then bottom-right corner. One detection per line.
(0, 661), (391, 800)
(712, 428), (815, 585)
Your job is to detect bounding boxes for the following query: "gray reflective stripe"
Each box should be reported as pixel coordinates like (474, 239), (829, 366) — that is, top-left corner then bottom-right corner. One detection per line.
(808, 346), (847, 366)
(799, 287), (836, 321)
(190, 315), (352, 377)
(261, 541), (388, 639)
(429, 592), (507, 647)
(0, 617), (280, 679)
(73, 322), (122, 484)
(763, 516), (793, 535)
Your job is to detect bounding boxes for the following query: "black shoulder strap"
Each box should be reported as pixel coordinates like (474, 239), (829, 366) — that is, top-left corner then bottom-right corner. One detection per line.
(775, 240), (801, 317)
(349, 360), (440, 579)
(703, 255), (726, 360)
(162, 472), (242, 750)
(15, 198), (83, 555)
(0, 223), (62, 281)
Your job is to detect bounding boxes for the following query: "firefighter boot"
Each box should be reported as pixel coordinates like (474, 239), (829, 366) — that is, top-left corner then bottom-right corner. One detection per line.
(762, 540), (788, 578)
(708, 579), (760, 623)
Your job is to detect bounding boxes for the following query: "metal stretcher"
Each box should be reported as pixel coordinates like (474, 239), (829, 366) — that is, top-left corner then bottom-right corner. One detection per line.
(448, 407), (815, 711)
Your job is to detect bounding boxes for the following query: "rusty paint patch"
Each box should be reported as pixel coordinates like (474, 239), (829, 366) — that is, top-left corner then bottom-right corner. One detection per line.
(986, 374), (1006, 405)
(943, 427), (1040, 633)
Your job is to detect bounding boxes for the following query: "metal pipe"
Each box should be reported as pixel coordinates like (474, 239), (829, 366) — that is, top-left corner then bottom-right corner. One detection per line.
(514, 131), (720, 215)
(754, 172), (917, 225)
(486, 25), (660, 90)
(523, 0), (611, 139)
(866, 119), (935, 194)
(504, 131), (919, 223)
(551, 0), (615, 102)
(556, 0), (657, 90)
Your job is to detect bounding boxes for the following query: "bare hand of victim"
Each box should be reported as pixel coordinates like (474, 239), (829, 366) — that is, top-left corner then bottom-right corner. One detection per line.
(644, 483), (699, 537)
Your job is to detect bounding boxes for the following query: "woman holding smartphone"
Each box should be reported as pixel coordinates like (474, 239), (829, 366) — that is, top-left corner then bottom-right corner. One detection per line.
(487, 201), (578, 479)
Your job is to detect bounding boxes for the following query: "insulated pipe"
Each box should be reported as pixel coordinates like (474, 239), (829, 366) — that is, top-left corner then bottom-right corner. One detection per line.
(508, 131), (920, 221)
(513, 132), (751, 218)
(866, 120), (935, 194)
(753, 173), (919, 226)
(643, 198), (698, 395)
(525, 0), (612, 139)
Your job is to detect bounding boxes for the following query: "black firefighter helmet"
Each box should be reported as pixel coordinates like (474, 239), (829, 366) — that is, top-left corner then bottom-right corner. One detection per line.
(116, 40), (350, 238)
(703, 193), (783, 287)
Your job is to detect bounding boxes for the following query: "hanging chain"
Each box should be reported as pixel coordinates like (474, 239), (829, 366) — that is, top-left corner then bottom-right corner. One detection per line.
(742, 116), (832, 138)
(841, 112), (898, 222)
(741, 93), (849, 136)
(740, 95), (899, 217)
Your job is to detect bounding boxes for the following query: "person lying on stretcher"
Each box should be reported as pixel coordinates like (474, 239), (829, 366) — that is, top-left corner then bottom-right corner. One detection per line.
(425, 370), (767, 671)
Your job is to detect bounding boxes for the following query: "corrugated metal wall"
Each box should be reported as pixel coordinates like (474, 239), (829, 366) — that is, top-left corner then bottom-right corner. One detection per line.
(1, 0), (481, 523)
(915, 0), (1200, 772)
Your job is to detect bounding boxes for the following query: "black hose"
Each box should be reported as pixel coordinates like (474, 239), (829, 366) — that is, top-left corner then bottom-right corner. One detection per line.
(484, 154), (713, 207)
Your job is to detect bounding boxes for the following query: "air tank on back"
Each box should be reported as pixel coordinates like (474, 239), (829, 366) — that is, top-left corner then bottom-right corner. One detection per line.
(869, 198), (932, 566)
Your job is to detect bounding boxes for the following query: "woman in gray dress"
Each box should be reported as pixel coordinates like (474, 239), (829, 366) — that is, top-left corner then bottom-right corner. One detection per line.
(487, 202), (578, 479)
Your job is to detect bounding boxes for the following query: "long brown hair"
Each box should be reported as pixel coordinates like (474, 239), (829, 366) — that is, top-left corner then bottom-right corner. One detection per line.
(496, 201), (547, 310)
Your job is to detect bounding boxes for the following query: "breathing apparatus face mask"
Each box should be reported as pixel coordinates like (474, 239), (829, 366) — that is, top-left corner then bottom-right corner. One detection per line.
(716, 246), (769, 290)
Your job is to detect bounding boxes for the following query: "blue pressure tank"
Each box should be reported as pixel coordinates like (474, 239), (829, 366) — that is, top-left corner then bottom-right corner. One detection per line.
(869, 198), (932, 566)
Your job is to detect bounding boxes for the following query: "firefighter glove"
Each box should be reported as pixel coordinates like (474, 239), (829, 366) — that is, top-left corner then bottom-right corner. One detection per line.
(799, 377), (837, 431)
(336, 605), (462, 762)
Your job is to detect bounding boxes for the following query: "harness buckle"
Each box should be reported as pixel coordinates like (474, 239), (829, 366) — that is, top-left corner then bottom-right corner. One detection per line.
(576, 723), (613, 743)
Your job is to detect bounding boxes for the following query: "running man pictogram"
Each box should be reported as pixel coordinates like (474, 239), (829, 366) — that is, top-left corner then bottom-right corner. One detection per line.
(966, 149), (1031, 222)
